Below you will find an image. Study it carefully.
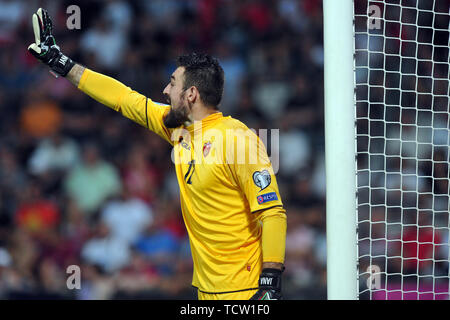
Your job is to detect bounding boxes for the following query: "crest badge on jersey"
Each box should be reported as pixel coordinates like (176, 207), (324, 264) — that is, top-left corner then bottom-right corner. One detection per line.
(253, 169), (271, 191)
(203, 141), (212, 157)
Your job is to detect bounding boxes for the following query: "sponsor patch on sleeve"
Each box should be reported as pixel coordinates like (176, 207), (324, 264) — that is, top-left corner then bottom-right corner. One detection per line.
(257, 192), (278, 204)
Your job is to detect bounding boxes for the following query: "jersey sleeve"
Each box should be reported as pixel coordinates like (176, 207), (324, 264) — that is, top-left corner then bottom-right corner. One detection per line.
(78, 68), (174, 145)
(227, 127), (284, 213)
(259, 205), (286, 264)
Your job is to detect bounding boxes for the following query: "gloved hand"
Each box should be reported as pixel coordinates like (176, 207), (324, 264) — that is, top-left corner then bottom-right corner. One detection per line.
(250, 268), (283, 300)
(28, 8), (75, 77)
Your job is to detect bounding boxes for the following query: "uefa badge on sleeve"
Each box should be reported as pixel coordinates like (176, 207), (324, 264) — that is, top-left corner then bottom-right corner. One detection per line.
(253, 170), (271, 191)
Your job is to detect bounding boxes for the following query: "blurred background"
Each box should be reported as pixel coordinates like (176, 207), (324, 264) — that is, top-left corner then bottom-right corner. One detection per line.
(354, 0), (450, 300)
(0, 0), (326, 299)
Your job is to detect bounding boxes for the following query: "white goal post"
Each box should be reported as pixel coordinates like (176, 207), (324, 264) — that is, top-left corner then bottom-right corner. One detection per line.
(324, 0), (450, 300)
(323, 0), (358, 300)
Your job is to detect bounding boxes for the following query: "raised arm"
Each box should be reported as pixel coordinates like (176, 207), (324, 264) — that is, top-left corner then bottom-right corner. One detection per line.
(28, 8), (174, 145)
(28, 8), (76, 79)
(66, 64), (86, 87)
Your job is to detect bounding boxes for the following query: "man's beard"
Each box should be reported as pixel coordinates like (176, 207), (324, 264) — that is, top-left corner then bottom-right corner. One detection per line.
(163, 102), (190, 128)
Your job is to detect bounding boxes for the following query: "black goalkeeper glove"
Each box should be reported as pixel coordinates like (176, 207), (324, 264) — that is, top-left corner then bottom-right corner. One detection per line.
(250, 268), (283, 300)
(28, 8), (75, 77)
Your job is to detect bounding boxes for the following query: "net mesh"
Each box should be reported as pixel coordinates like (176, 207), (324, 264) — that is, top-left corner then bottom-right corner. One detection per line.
(354, 0), (450, 299)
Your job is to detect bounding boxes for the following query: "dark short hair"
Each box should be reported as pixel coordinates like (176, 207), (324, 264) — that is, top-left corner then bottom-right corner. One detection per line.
(176, 53), (224, 109)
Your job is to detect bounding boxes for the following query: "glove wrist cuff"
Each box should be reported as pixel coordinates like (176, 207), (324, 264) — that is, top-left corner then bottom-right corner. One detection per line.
(48, 49), (75, 77)
(262, 268), (283, 274)
(258, 268), (282, 291)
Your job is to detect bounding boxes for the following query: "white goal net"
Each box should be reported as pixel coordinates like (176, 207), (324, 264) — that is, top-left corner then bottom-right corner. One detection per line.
(354, 0), (450, 299)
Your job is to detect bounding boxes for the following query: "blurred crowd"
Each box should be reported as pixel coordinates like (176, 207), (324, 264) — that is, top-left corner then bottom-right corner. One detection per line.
(0, 0), (326, 299)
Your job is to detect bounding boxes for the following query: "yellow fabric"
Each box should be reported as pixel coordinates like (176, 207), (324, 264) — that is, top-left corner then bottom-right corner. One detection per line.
(77, 68), (286, 293)
(259, 206), (287, 263)
(198, 289), (258, 300)
(78, 69), (174, 144)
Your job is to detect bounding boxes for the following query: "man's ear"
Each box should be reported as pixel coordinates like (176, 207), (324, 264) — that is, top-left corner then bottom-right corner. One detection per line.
(187, 86), (198, 104)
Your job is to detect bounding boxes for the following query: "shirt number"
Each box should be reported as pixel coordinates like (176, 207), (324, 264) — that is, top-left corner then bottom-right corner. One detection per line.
(184, 160), (195, 184)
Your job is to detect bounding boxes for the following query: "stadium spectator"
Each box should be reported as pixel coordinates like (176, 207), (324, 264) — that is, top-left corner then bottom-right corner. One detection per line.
(14, 180), (60, 234)
(64, 143), (121, 216)
(284, 207), (316, 289)
(100, 186), (154, 245)
(81, 222), (131, 274)
(19, 96), (62, 139)
(79, 16), (128, 71)
(133, 205), (182, 276)
(121, 144), (160, 204)
(77, 263), (115, 300)
(0, 145), (26, 216)
(28, 132), (80, 175)
(0, 0), (25, 43)
(401, 213), (443, 275)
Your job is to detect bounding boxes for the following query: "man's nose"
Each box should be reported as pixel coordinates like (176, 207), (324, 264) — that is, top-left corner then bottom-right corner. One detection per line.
(163, 84), (169, 95)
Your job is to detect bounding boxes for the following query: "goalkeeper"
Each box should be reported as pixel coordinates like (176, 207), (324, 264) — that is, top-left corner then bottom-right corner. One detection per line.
(28, 8), (287, 300)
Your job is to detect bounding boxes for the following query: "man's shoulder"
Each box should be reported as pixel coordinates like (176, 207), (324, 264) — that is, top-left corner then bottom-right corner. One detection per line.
(217, 115), (253, 133)
(214, 116), (261, 152)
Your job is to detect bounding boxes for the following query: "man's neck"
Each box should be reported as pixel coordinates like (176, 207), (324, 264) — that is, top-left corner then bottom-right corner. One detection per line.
(188, 104), (220, 124)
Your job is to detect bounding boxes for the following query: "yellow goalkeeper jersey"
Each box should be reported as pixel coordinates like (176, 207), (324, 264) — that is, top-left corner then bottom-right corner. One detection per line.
(78, 69), (286, 293)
